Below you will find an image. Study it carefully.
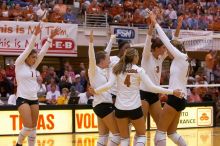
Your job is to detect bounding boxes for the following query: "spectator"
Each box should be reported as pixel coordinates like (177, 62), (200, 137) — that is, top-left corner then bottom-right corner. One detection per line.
(204, 50), (217, 83)
(47, 77), (59, 91)
(63, 6), (78, 23)
(187, 14), (199, 29)
(78, 88), (94, 104)
(8, 93), (16, 105)
(164, 3), (177, 28)
(80, 70), (87, 91)
(36, 3), (48, 22)
(8, 85), (17, 105)
(46, 83), (60, 105)
(0, 2), (10, 20)
(45, 66), (59, 84)
(79, 62), (86, 71)
(59, 75), (72, 90)
(23, 4), (37, 21)
(68, 65), (76, 81)
(87, 0), (102, 14)
(213, 59), (220, 83)
(57, 88), (70, 105)
(0, 69), (13, 97)
(5, 59), (15, 82)
(73, 74), (84, 93)
(53, 1), (67, 15)
(37, 76), (46, 99)
(188, 87), (202, 103)
(11, 4), (24, 21)
(41, 65), (49, 82)
(50, 7), (64, 23)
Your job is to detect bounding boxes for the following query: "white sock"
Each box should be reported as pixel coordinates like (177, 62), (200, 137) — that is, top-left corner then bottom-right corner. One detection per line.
(97, 134), (109, 146)
(107, 133), (120, 146)
(135, 135), (146, 146)
(120, 138), (130, 146)
(28, 128), (36, 146)
(154, 130), (166, 146)
(168, 133), (187, 146)
(133, 134), (138, 146)
(17, 127), (33, 145)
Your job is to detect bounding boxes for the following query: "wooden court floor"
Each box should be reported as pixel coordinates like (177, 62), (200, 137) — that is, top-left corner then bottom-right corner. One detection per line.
(1, 127), (220, 146)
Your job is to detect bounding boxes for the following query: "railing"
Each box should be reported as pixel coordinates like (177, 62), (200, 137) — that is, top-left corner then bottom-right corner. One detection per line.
(84, 11), (108, 28)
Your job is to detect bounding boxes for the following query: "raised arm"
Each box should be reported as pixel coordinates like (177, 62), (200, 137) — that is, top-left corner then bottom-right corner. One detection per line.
(88, 31), (96, 78)
(94, 71), (116, 94)
(15, 23), (41, 66)
(105, 34), (116, 56)
(139, 69), (173, 94)
(150, 13), (185, 59)
(173, 16), (183, 40)
(141, 24), (153, 67)
(33, 27), (61, 68)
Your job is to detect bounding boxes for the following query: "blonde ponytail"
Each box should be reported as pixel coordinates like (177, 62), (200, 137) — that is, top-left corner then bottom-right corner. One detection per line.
(113, 48), (138, 75)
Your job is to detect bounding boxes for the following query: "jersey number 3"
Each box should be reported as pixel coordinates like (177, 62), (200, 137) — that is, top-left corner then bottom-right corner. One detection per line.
(124, 75), (131, 87)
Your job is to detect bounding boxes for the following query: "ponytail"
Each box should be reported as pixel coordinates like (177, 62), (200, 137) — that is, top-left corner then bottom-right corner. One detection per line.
(113, 55), (126, 75)
(113, 48), (138, 75)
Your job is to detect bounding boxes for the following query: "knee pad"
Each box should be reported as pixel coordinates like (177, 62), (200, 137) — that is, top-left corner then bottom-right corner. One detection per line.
(28, 127), (36, 142)
(168, 133), (187, 146)
(110, 133), (120, 145)
(154, 130), (166, 145)
(21, 127), (33, 136)
(97, 134), (109, 146)
(120, 138), (130, 146)
(136, 135), (146, 145)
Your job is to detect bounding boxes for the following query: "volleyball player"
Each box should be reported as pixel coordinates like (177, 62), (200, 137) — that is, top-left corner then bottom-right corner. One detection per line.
(140, 23), (168, 122)
(15, 24), (60, 146)
(150, 14), (188, 146)
(88, 31), (120, 146)
(105, 35), (130, 101)
(91, 48), (182, 146)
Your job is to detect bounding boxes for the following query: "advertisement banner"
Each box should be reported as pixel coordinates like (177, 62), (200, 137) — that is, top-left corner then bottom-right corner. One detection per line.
(150, 106), (213, 129)
(0, 21), (77, 56)
(0, 110), (72, 135)
(110, 26), (138, 44)
(173, 30), (220, 51)
(75, 109), (98, 132)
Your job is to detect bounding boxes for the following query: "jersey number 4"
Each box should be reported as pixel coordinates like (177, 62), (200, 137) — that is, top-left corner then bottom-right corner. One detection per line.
(124, 75), (131, 87)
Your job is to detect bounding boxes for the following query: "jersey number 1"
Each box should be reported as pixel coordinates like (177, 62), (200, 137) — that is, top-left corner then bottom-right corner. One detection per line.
(124, 75), (131, 87)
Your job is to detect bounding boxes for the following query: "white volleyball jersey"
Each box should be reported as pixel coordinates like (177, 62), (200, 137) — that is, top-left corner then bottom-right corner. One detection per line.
(140, 35), (167, 91)
(156, 23), (189, 99)
(88, 43), (112, 107)
(15, 35), (52, 100)
(104, 37), (120, 95)
(95, 64), (173, 110)
(108, 56), (120, 95)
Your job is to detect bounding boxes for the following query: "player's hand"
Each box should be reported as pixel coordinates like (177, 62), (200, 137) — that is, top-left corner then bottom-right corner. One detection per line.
(149, 12), (157, 26)
(173, 89), (184, 98)
(34, 23), (42, 36)
(110, 34), (117, 40)
(177, 16), (184, 28)
(49, 27), (61, 39)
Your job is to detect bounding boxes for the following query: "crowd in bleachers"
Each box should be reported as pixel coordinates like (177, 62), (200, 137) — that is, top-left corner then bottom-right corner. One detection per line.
(0, 0), (219, 30)
(82, 0), (220, 30)
(0, 0), (80, 23)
